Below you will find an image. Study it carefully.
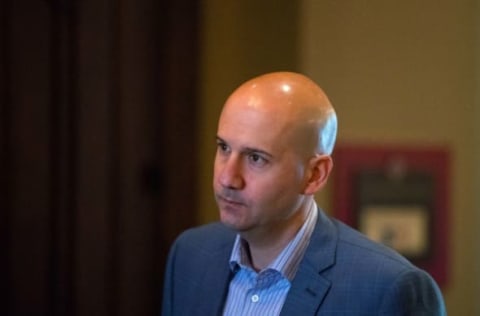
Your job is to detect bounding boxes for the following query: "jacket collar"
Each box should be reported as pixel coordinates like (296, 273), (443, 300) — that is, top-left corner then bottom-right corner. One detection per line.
(280, 208), (338, 316)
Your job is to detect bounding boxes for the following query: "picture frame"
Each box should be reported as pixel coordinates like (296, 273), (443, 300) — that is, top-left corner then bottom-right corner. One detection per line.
(358, 204), (430, 259)
(332, 144), (450, 287)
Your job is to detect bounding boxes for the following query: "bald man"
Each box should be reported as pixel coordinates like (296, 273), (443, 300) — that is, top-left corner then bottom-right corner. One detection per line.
(161, 72), (445, 316)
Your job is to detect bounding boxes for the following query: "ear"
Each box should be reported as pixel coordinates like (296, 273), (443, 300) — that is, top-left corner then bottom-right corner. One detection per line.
(302, 155), (333, 195)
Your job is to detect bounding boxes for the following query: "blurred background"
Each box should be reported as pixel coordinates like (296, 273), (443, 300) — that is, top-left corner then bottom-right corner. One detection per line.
(1, 0), (479, 315)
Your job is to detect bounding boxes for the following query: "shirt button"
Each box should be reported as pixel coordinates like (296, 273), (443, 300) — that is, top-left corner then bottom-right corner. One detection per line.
(251, 294), (259, 303)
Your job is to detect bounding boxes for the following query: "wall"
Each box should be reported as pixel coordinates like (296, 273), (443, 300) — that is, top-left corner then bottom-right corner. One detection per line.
(474, 1), (480, 313)
(196, 0), (300, 223)
(198, 0), (479, 315)
(299, 1), (478, 315)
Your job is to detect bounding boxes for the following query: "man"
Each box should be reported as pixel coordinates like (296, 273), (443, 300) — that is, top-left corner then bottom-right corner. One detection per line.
(162, 72), (446, 315)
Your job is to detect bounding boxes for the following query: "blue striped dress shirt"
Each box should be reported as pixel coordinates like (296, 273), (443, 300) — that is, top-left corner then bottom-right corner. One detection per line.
(223, 202), (318, 316)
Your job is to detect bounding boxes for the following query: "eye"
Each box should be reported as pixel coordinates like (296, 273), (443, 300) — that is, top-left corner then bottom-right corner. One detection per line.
(216, 141), (230, 154)
(248, 153), (268, 167)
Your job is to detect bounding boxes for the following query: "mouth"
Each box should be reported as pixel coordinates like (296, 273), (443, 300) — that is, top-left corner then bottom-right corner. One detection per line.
(216, 194), (245, 207)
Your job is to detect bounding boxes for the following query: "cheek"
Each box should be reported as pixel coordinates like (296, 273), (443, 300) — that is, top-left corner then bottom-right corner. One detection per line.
(249, 168), (304, 208)
(212, 156), (222, 185)
(249, 184), (302, 223)
(212, 163), (219, 185)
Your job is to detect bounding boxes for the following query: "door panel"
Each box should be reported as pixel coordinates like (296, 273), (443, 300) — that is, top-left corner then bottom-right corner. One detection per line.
(0, 0), (198, 315)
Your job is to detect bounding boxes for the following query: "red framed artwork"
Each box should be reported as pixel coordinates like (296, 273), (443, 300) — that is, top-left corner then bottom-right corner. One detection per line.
(332, 144), (450, 287)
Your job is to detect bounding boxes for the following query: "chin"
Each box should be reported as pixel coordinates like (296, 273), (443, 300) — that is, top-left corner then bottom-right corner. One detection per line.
(220, 213), (248, 232)
(220, 215), (238, 229)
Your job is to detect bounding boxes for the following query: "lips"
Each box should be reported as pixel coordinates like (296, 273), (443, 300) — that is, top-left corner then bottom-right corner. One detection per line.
(216, 193), (245, 207)
(217, 195), (242, 206)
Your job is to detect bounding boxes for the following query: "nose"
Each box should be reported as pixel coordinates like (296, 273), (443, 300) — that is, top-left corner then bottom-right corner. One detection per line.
(216, 155), (245, 190)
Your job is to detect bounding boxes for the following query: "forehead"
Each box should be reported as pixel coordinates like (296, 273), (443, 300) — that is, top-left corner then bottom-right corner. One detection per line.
(218, 99), (296, 153)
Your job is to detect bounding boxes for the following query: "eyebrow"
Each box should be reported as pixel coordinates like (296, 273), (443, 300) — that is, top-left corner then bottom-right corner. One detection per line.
(216, 136), (274, 159)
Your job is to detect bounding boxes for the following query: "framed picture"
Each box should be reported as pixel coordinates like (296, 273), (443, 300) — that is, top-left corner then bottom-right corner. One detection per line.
(358, 204), (430, 259)
(332, 144), (449, 287)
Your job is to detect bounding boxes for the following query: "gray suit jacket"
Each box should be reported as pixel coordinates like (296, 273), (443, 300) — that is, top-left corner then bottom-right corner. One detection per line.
(162, 209), (446, 315)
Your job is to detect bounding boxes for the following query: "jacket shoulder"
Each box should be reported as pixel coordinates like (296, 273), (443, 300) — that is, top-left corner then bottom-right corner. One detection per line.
(333, 219), (414, 270)
(173, 222), (236, 256)
(296, 216), (445, 314)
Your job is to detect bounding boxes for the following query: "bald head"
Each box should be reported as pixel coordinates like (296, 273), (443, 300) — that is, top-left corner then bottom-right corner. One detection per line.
(221, 72), (337, 156)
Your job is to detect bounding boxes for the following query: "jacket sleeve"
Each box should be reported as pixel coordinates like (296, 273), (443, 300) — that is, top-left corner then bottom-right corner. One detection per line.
(379, 268), (446, 316)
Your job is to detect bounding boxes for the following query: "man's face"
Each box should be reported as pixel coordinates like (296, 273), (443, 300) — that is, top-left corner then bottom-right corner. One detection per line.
(213, 94), (310, 236)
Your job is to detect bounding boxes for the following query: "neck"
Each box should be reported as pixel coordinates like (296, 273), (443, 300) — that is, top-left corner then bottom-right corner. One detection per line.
(241, 199), (313, 271)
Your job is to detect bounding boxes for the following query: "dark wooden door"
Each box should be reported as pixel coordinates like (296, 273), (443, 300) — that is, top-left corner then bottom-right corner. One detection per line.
(0, 0), (199, 315)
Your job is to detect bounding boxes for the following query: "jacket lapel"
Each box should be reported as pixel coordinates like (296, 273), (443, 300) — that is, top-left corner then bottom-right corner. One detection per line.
(280, 209), (338, 316)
